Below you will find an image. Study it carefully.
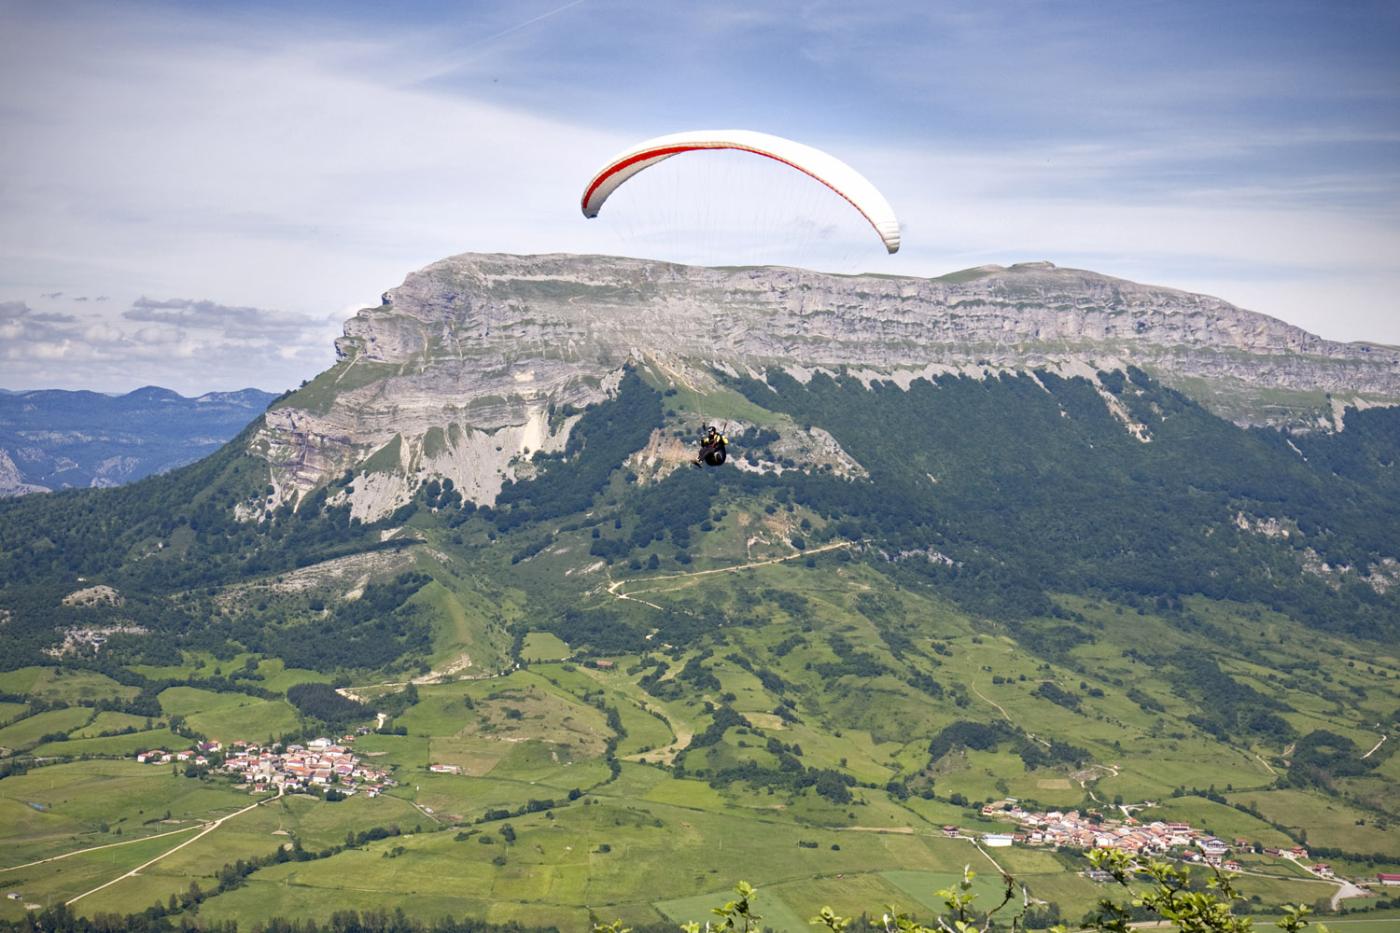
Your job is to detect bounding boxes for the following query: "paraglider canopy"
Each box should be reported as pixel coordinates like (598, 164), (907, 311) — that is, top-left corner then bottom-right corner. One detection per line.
(581, 129), (901, 254)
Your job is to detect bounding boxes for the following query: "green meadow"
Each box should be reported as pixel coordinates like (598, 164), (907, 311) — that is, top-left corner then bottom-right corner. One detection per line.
(1, 471), (1397, 928)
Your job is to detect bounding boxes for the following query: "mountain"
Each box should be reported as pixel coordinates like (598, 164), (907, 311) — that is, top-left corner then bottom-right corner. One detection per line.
(0, 255), (1397, 930)
(254, 254), (1400, 521)
(0, 385), (278, 496)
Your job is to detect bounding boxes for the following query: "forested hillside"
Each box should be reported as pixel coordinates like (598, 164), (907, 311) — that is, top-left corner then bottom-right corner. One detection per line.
(1, 360), (1397, 930)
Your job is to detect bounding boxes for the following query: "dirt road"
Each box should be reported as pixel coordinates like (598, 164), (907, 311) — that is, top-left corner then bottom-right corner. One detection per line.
(0, 824), (202, 874)
(66, 793), (274, 906)
(606, 540), (853, 605)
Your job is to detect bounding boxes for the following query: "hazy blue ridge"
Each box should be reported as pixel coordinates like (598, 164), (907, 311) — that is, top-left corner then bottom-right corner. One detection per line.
(0, 385), (277, 494)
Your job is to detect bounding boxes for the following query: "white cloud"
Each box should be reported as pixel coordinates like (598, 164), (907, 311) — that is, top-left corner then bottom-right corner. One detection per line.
(0, 0), (1397, 399)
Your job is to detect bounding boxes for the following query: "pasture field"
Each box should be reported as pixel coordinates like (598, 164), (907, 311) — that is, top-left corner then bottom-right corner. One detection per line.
(877, 869), (1011, 916)
(2, 787), (431, 920)
(157, 685), (252, 717)
(253, 658), (335, 693)
(1139, 797), (1296, 848)
(353, 733), (432, 771)
(32, 727), (187, 759)
(195, 795), (999, 928)
(655, 886), (810, 932)
(129, 650), (252, 681)
(0, 707), (93, 750)
(1220, 872), (1338, 906)
(2, 536), (1396, 930)
(1271, 912), (1400, 932)
(521, 631), (571, 662)
(1229, 789), (1399, 854)
(185, 698), (301, 743)
(0, 824), (201, 921)
(156, 686), (303, 742)
(70, 711), (156, 737)
(76, 794), (401, 916)
(1099, 740), (1276, 801)
(0, 760), (249, 866)
(0, 667), (137, 704)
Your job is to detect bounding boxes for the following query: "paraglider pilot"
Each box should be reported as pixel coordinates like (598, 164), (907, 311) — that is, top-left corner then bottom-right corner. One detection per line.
(696, 425), (728, 467)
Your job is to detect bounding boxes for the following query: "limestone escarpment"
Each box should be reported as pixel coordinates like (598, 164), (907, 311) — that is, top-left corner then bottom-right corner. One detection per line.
(252, 253), (1400, 518)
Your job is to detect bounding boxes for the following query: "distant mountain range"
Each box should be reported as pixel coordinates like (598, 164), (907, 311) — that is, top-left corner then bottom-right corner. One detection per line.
(0, 385), (277, 496)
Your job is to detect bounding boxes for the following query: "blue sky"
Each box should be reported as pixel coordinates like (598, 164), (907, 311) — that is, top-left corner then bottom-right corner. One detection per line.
(1, 0), (1397, 393)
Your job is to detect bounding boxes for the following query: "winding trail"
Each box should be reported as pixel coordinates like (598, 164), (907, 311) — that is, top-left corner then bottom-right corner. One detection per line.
(604, 540), (854, 606)
(409, 800), (444, 825)
(1362, 733), (1386, 759)
(339, 651), (483, 699)
(66, 791), (277, 906)
(969, 680), (1052, 749)
(1272, 853), (1371, 911)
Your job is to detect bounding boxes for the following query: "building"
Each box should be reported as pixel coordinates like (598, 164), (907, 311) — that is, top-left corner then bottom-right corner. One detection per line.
(1377, 873), (1400, 886)
(1199, 838), (1230, 858)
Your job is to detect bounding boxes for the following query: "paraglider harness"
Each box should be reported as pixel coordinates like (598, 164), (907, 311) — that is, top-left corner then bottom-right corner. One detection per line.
(695, 425), (728, 467)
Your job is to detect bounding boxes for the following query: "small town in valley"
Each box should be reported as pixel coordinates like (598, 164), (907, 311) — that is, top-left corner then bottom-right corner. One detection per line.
(976, 800), (1371, 891)
(133, 735), (395, 796)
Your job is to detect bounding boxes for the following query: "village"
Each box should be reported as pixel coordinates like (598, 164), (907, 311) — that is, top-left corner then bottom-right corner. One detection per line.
(977, 800), (1353, 883)
(133, 735), (396, 797)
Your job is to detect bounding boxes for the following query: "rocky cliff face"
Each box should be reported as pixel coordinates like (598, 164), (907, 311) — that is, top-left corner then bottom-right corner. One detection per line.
(255, 253), (1400, 518)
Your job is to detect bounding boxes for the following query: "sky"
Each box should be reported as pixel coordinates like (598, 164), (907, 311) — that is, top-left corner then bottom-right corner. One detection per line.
(1, 0), (1398, 394)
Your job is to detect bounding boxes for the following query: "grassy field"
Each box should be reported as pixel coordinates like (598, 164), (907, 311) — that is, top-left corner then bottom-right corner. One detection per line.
(188, 699), (302, 743)
(2, 507), (1396, 929)
(156, 686), (303, 743)
(196, 795), (992, 929)
(32, 727), (188, 760)
(70, 711), (157, 738)
(0, 707), (93, 751)
(1140, 797), (1297, 848)
(0, 760), (251, 867)
(521, 631), (572, 662)
(1275, 912), (1400, 932)
(0, 668), (137, 705)
(1230, 789), (1399, 854)
(0, 824), (203, 921)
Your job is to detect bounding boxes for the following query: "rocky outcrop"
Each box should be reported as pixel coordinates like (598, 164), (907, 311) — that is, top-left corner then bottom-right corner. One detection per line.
(0, 448), (48, 497)
(256, 253), (1400, 518)
(61, 584), (124, 608)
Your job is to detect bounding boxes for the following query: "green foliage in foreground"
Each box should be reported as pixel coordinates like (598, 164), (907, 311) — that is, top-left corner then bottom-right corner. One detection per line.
(596, 853), (1333, 933)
